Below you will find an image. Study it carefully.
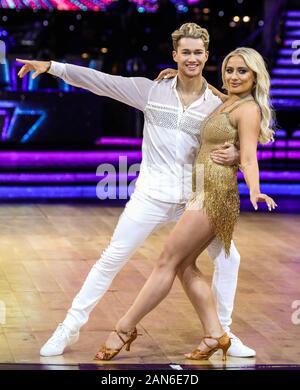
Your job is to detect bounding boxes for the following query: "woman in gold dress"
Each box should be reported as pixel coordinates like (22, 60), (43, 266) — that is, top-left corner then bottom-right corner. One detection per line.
(95, 47), (277, 361)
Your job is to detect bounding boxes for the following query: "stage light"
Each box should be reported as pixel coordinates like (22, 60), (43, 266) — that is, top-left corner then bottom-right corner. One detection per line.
(243, 16), (250, 22)
(142, 45), (148, 52)
(137, 7), (145, 13)
(233, 16), (240, 22)
(2, 16), (8, 22)
(101, 48), (108, 54)
(69, 25), (75, 31)
(43, 20), (49, 27)
(178, 5), (189, 13)
(76, 14), (82, 20)
(203, 8), (210, 14)
(81, 53), (89, 59)
(229, 22), (237, 28)
(258, 20), (264, 27)
(218, 11), (224, 17)
(237, 0), (244, 3)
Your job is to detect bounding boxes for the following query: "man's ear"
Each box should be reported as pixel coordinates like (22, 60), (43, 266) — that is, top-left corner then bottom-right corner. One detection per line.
(172, 50), (178, 63)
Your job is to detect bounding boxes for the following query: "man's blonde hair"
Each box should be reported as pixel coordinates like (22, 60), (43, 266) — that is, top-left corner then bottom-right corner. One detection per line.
(171, 23), (210, 51)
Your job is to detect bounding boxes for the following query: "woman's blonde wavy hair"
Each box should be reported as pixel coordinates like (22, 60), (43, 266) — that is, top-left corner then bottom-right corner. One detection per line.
(221, 47), (275, 144)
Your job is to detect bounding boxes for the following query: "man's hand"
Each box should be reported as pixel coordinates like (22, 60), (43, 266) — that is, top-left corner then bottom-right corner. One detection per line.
(210, 142), (239, 166)
(154, 68), (177, 82)
(16, 59), (51, 79)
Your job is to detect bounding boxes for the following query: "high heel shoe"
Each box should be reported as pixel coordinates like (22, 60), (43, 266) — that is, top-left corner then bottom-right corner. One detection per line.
(94, 327), (138, 361)
(185, 333), (231, 361)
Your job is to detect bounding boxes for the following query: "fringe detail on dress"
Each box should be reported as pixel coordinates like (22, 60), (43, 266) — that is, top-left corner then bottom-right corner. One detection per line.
(203, 160), (240, 257)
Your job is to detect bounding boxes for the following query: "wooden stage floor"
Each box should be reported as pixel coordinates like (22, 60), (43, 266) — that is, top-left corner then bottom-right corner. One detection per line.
(0, 204), (299, 369)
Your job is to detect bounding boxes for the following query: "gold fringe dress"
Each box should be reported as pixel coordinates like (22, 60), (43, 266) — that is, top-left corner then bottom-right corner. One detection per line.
(187, 99), (253, 256)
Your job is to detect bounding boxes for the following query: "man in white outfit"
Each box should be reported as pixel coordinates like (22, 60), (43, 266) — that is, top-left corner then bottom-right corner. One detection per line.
(17, 23), (255, 358)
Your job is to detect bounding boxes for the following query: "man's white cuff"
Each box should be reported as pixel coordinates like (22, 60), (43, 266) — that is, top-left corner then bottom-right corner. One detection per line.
(47, 61), (65, 77)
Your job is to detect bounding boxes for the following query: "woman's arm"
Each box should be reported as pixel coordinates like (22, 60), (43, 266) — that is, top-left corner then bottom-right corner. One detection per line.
(238, 103), (261, 196)
(207, 84), (228, 102)
(154, 68), (177, 82)
(154, 69), (229, 103)
(237, 102), (277, 211)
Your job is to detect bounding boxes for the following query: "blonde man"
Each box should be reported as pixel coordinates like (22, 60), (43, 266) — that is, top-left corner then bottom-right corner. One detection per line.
(18, 23), (255, 358)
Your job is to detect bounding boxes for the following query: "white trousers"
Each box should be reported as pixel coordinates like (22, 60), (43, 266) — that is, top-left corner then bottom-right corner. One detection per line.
(63, 189), (240, 334)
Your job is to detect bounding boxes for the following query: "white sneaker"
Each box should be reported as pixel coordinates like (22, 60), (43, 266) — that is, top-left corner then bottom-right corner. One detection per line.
(40, 323), (79, 357)
(227, 332), (256, 357)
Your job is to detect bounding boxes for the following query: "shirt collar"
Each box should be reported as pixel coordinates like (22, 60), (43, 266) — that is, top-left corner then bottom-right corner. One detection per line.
(171, 75), (209, 101)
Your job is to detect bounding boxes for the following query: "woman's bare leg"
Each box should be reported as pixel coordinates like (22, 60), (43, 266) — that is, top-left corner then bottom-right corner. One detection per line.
(99, 210), (224, 351)
(117, 210), (214, 328)
(177, 250), (223, 337)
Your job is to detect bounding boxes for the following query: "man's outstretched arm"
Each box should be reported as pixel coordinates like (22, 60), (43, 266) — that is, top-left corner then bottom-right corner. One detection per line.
(17, 59), (153, 111)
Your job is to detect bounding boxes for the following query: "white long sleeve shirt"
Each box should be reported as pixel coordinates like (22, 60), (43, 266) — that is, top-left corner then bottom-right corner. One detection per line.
(49, 62), (221, 203)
